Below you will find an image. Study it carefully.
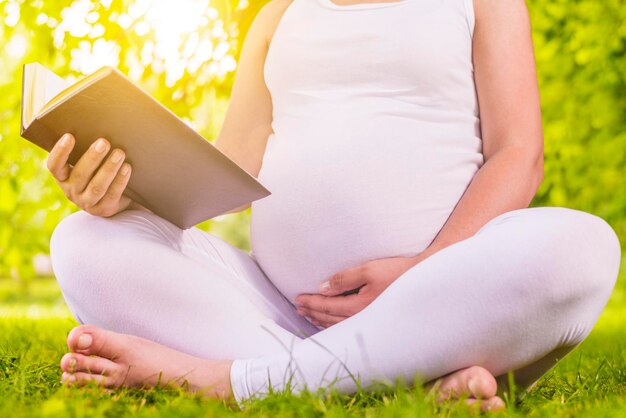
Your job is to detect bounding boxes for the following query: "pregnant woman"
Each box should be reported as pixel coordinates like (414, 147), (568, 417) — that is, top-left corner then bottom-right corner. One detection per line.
(48, 0), (621, 412)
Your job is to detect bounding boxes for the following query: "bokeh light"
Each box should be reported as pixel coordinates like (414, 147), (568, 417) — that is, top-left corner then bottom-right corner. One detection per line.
(28, 0), (238, 85)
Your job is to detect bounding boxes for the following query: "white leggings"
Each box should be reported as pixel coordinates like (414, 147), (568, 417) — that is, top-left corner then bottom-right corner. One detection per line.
(50, 207), (621, 404)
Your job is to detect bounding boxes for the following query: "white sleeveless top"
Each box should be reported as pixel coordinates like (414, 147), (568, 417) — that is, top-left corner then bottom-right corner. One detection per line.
(250, 0), (483, 302)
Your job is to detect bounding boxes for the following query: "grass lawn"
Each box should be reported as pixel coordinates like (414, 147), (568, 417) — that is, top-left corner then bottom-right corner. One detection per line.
(1, 259), (624, 417)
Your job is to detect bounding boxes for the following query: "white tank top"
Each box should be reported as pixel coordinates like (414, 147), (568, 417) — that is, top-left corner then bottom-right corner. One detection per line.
(250, 0), (483, 302)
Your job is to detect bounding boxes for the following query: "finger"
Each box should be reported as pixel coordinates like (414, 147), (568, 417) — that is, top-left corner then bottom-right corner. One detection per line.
(319, 266), (367, 296)
(79, 149), (126, 208)
(88, 163), (132, 215)
(296, 293), (362, 318)
(69, 138), (111, 195)
(297, 306), (346, 327)
(47, 133), (75, 182)
(312, 320), (332, 329)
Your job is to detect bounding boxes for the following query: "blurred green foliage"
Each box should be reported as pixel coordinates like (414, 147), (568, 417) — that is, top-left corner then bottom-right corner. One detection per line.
(0, 0), (261, 280)
(0, 0), (624, 281)
(529, 0), (626, 243)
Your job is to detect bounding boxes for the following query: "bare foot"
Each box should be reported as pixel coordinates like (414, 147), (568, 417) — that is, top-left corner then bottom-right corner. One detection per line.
(61, 325), (505, 411)
(59, 325), (233, 400)
(427, 366), (506, 412)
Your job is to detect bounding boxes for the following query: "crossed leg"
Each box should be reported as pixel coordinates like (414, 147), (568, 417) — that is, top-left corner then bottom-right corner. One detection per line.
(59, 324), (506, 411)
(50, 207), (621, 411)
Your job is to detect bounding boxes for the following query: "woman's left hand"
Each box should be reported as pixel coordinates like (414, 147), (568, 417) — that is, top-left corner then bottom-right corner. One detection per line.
(295, 251), (433, 328)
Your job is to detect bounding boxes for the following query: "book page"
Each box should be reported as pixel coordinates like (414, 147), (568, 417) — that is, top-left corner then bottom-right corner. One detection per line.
(22, 63), (70, 128)
(42, 66), (70, 106)
(40, 66), (111, 115)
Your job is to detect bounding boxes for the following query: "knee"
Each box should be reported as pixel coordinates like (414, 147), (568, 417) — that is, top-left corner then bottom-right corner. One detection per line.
(50, 209), (174, 293)
(530, 207), (621, 310)
(50, 211), (100, 263)
(50, 209), (161, 273)
(50, 211), (107, 291)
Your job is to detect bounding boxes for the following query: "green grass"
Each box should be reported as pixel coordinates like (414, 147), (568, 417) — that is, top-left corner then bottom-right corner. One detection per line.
(1, 260), (624, 418)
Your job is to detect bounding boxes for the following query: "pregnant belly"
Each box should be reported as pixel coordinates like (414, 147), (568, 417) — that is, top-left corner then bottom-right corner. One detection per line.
(250, 126), (483, 302)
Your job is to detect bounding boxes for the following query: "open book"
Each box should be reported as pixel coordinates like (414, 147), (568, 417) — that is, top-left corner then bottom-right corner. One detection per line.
(21, 63), (270, 229)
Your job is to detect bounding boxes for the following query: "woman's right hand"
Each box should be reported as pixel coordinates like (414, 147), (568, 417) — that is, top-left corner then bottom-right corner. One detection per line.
(47, 133), (134, 217)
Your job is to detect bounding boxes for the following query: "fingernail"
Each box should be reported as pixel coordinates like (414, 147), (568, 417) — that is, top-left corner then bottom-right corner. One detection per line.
(77, 333), (92, 350)
(68, 356), (77, 372)
(60, 134), (71, 146)
(319, 281), (330, 293)
(121, 164), (131, 176)
(110, 150), (123, 164)
(94, 139), (107, 153)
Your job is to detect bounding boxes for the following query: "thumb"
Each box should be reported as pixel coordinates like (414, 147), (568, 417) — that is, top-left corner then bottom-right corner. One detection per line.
(319, 267), (366, 296)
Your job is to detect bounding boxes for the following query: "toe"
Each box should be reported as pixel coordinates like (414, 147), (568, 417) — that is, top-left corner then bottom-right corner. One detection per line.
(465, 367), (497, 399)
(61, 352), (119, 376)
(465, 395), (506, 413)
(480, 396), (506, 412)
(67, 324), (126, 360)
(62, 371), (115, 388)
(67, 324), (100, 355)
(433, 366), (498, 400)
(60, 353), (77, 373)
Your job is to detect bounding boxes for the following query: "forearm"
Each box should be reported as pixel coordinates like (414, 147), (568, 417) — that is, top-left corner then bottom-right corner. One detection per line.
(416, 146), (543, 260)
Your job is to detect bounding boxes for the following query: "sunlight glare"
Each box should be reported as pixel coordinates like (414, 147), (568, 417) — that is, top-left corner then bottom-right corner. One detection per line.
(51, 0), (237, 86)
(122, 0), (234, 86)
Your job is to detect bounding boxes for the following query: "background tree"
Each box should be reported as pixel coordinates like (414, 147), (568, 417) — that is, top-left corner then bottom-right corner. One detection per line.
(0, 0), (624, 281)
